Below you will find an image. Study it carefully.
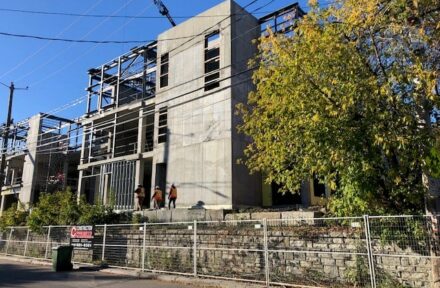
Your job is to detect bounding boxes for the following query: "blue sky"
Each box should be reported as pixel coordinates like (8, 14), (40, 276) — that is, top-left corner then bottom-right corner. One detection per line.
(0, 0), (311, 123)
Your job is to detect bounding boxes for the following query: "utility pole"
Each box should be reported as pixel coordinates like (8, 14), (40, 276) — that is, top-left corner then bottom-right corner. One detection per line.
(0, 81), (28, 204)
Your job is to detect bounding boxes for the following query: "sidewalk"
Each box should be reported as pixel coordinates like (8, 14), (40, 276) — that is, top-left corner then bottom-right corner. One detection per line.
(0, 255), (265, 288)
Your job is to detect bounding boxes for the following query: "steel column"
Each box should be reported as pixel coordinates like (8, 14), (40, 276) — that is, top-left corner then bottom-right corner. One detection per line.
(98, 66), (104, 112)
(116, 57), (121, 107)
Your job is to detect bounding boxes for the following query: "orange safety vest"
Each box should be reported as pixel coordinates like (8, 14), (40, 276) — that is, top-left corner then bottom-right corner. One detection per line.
(153, 189), (163, 201)
(169, 187), (177, 199)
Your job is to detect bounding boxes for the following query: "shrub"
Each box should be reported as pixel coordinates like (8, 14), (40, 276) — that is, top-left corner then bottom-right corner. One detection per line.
(27, 188), (120, 231)
(0, 203), (29, 231)
(78, 203), (120, 225)
(27, 188), (80, 231)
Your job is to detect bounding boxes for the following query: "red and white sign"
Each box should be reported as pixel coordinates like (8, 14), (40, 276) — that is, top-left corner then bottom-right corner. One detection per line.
(70, 226), (94, 239)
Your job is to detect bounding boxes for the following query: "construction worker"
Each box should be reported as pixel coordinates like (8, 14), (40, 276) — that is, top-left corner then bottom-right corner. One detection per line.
(168, 183), (177, 209)
(134, 185), (145, 211)
(151, 186), (163, 209)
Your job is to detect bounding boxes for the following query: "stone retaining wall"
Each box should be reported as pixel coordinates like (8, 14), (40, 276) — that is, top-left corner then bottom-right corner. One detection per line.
(109, 224), (431, 287)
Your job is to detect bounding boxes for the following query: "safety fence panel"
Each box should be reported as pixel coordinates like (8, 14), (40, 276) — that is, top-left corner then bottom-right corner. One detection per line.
(99, 223), (144, 269)
(26, 226), (49, 259)
(5, 227), (28, 256)
(142, 222), (194, 275)
(266, 217), (371, 288)
(368, 215), (440, 288)
(196, 220), (266, 283)
(1, 215), (440, 288)
(0, 228), (8, 254)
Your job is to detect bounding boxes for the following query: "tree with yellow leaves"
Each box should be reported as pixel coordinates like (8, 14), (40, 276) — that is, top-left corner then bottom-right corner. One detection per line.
(239, 0), (440, 216)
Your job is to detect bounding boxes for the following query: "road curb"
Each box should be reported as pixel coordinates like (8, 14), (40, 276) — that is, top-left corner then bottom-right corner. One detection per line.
(0, 255), (52, 267)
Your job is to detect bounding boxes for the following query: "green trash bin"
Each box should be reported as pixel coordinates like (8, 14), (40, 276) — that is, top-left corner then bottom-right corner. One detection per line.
(52, 245), (73, 272)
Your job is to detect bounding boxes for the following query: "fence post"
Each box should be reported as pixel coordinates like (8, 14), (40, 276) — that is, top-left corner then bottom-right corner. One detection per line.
(193, 220), (197, 277)
(141, 222), (146, 272)
(101, 224), (107, 263)
(23, 228), (30, 257)
(263, 218), (270, 287)
(44, 225), (52, 259)
(5, 227), (13, 255)
(363, 215), (376, 288)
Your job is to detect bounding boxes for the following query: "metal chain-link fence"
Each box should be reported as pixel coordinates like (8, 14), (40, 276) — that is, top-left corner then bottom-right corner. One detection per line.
(1, 215), (439, 288)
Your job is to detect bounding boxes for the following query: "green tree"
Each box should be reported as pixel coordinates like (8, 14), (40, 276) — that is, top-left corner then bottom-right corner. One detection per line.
(239, 0), (439, 216)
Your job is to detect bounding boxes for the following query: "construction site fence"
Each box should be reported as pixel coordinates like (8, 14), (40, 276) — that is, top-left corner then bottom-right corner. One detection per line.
(1, 215), (439, 288)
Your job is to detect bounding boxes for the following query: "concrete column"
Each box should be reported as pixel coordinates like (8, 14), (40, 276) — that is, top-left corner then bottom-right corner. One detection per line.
(3, 160), (10, 185)
(137, 108), (147, 155)
(10, 168), (15, 186)
(0, 194), (5, 215)
(79, 125), (88, 165)
(103, 172), (109, 205)
(21, 114), (41, 207)
(135, 108), (147, 203)
(88, 122), (94, 163)
(77, 170), (84, 203)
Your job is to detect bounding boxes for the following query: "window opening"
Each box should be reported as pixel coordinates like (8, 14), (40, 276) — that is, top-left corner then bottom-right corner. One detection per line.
(204, 31), (220, 91)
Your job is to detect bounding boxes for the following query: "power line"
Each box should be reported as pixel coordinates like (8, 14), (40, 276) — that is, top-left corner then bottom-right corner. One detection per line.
(6, 0), (282, 141)
(1, 63), (257, 155)
(0, 81), (9, 88)
(0, 0), (105, 81)
(28, 0), (264, 88)
(0, 31), (158, 44)
(23, 1), (153, 87)
(0, 0), (273, 46)
(9, 0), (280, 133)
(0, 7), (272, 19)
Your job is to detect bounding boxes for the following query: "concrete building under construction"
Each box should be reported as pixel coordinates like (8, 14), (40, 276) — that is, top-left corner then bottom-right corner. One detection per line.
(75, 0), (322, 211)
(0, 114), (81, 214)
(0, 1), (329, 213)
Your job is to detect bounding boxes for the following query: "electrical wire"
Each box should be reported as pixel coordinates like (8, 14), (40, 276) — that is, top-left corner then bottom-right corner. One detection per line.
(14, 0), (139, 83)
(0, 31), (158, 44)
(3, 0), (294, 152)
(2, 63), (257, 155)
(27, 2), (155, 88)
(0, 7), (273, 19)
(0, 0), (105, 81)
(24, 0), (263, 104)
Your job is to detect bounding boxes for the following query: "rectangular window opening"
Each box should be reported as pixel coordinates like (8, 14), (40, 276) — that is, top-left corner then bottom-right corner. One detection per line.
(204, 31), (220, 91)
(158, 107), (168, 143)
(159, 53), (169, 88)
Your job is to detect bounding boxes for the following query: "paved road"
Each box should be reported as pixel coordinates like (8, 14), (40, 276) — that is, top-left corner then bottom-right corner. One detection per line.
(0, 259), (190, 288)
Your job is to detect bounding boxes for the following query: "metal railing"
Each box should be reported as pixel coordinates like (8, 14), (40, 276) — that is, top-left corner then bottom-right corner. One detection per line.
(0, 215), (439, 288)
